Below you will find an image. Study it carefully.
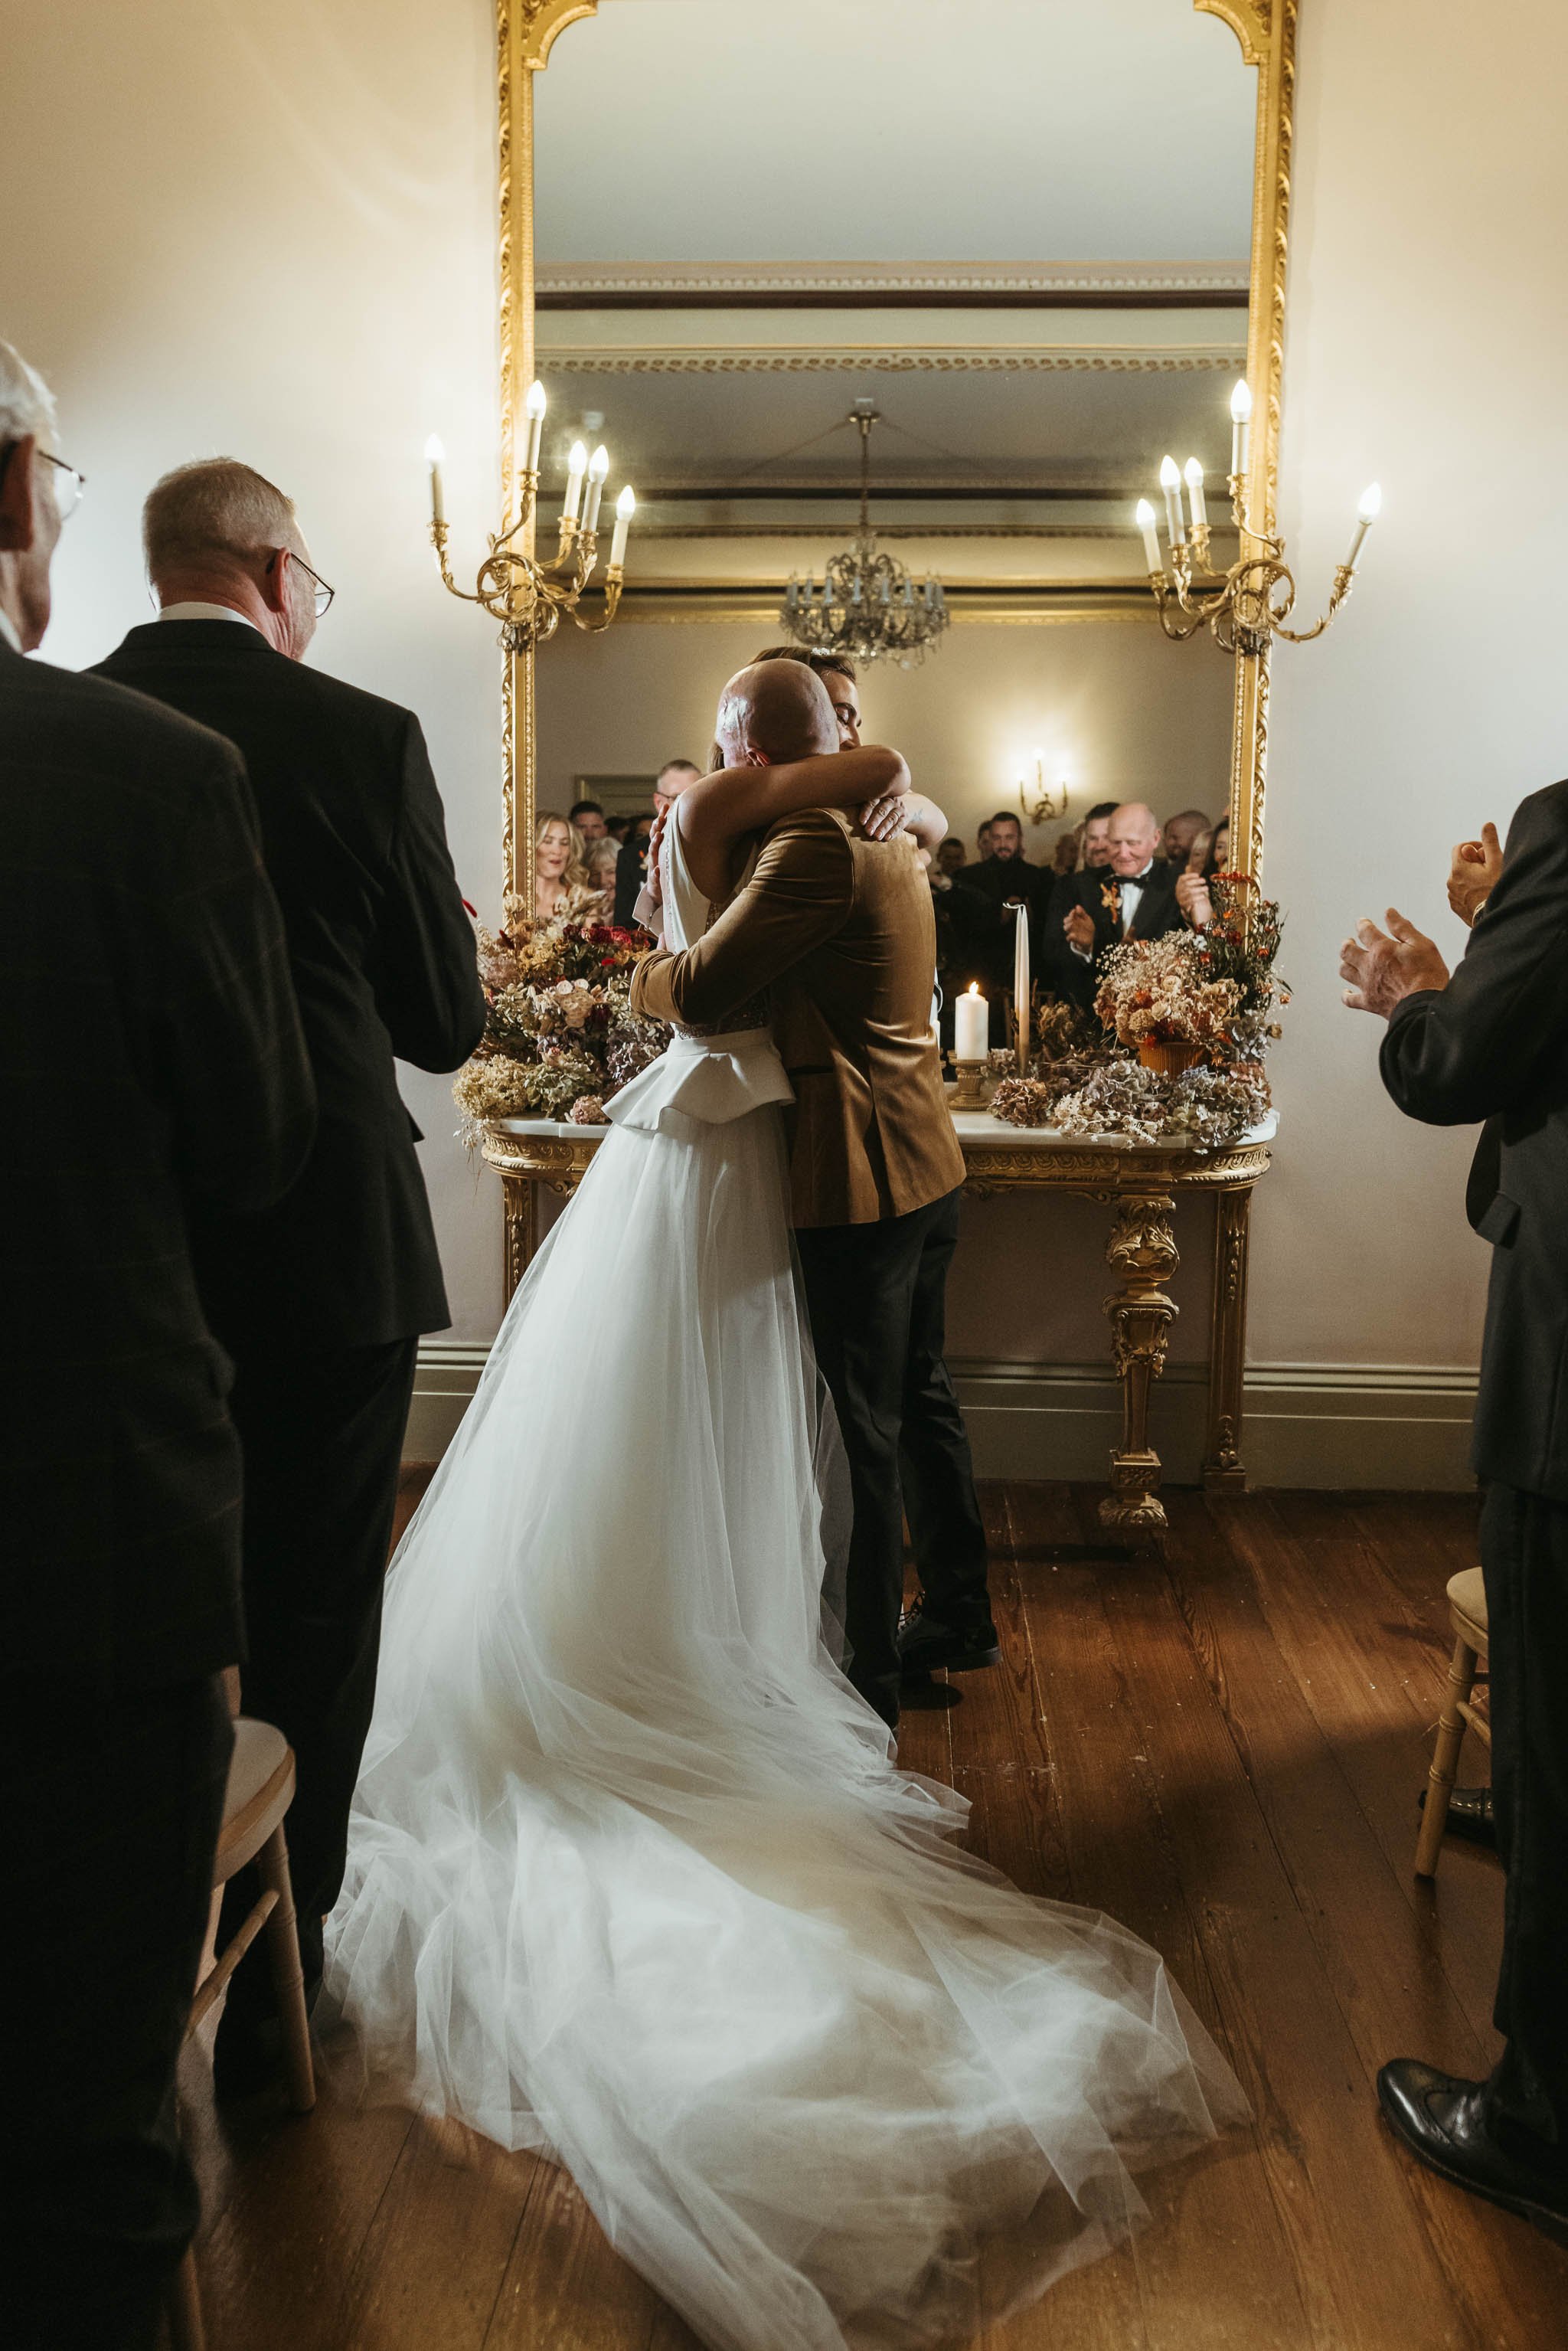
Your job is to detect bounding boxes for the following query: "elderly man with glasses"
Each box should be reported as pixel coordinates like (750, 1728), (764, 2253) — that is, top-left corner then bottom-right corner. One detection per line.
(93, 456), (485, 2101)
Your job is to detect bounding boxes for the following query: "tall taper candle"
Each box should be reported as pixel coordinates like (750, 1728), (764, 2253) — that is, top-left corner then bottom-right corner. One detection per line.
(524, 380), (546, 476)
(563, 440), (587, 526)
(1011, 900), (1031, 1074)
(423, 435), (445, 526)
(954, 984), (988, 1063)
(610, 483), (635, 570)
(1343, 481), (1381, 571)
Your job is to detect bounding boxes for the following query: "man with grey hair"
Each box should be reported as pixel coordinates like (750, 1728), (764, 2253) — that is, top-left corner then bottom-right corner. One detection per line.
(1, 340), (315, 2345)
(1053, 798), (1190, 1009)
(94, 455), (485, 2098)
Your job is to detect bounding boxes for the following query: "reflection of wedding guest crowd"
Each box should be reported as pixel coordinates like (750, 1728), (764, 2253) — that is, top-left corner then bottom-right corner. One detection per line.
(1, 337), (485, 2344)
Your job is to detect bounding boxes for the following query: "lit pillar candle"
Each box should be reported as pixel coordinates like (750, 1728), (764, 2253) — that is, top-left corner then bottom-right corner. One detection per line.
(610, 483), (635, 569)
(1183, 456), (1208, 532)
(1343, 480), (1381, 570)
(1159, 455), (1185, 548)
(1230, 379), (1253, 478)
(1135, 498), (1161, 572)
(523, 380), (546, 476)
(423, 435), (445, 526)
(954, 984), (988, 1062)
(563, 440), (588, 525)
(583, 445), (609, 535)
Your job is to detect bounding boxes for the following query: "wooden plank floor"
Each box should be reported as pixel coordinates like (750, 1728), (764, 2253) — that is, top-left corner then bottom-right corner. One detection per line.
(182, 1483), (1568, 2351)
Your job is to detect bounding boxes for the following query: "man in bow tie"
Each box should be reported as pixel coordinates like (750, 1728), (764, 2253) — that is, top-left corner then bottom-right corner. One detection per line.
(1052, 799), (1189, 1009)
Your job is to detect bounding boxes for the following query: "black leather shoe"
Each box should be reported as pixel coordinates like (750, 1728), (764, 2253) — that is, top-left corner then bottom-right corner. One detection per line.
(897, 1597), (1001, 1679)
(1377, 2060), (1568, 2245)
(1415, 1784), (1497, 1849)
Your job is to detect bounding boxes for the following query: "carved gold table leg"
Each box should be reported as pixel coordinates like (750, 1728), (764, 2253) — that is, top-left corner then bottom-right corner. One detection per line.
(1203, 1185), (1253, 1489)
(501, 1173), (537, 1307)
(1100, 1192), (1179, 1550)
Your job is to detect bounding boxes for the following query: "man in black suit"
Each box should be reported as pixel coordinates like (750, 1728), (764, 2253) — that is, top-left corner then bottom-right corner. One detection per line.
(1, 345), (315, 2345)
(614, 757), (701, 926)
(947, 811), (1053, 1044)
(1341, 792), (1568, 2246)
(1051, 799), (1188, 1012)
(93, 456), (485, 2086)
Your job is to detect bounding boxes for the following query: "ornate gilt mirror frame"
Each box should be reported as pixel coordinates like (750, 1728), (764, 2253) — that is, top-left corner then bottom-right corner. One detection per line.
(494, 0), (1295, 896)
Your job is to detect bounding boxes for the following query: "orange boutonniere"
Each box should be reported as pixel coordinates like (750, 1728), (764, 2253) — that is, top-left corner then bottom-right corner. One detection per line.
(1100, 880), (1122, 920)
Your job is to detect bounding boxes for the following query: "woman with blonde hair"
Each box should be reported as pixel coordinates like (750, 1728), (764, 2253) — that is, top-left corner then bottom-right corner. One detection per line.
(582, 831), (621, 917)
(531, 809), (597, 923)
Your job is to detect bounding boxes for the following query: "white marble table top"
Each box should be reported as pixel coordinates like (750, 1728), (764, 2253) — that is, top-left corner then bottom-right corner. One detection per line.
(492, 1107), (1278, 1156)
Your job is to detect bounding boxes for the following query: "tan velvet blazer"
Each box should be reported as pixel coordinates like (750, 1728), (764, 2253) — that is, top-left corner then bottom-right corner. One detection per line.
(631, 807), (964, 1229)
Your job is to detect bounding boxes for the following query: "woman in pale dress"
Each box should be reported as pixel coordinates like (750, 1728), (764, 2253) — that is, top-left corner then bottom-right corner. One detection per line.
(325, 678), (1244, 2351)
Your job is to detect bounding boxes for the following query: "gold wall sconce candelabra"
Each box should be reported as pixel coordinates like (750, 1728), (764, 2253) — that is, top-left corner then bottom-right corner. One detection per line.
(1017, 756), (1069, 828)
(1136, 380), (1380, 656)
(423, 380), (635, 652)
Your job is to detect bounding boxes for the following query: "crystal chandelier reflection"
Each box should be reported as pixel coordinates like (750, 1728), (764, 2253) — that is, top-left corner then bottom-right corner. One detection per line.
(780, 404), (949, 668)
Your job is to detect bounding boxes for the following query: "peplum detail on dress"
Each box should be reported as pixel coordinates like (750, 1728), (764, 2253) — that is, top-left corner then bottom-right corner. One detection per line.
(608, 1027), (795, 1136)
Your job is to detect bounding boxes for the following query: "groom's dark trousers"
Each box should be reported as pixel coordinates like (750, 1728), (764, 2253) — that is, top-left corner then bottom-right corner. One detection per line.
(93, 618), (485, 2030)
(632, 805), (988, 1731)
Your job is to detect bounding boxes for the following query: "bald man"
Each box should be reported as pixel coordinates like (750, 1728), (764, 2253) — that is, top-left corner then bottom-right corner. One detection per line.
(1161, 806), (1212, 868)
(1052, 799), (1190, 1009)
(632, 661), (993, 1732)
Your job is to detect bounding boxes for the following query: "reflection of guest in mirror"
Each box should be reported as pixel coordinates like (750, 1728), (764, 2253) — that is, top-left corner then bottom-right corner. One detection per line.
(569, 796), (609, 844)
(1053, 801), (1189, 1009)
(533, 811), (596, 923)
(949, 811), (1052, 1043)
(1161, 806), (1211, 867)
(934, 837), (967, 883)
(614, 759), (700, 927)
(1174, 817), (1233, 930)
(583, 833), (620, 917)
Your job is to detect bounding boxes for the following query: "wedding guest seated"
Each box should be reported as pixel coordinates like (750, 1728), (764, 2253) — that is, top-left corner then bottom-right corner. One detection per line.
(949, 811), (1054, 1044)
(615, 759), (700, 926)
(534, 810), (599, 921)
(1161, 805), (1211, 867)
(1053, 800), (1190, 1010)
(1339, 792), (1568, 2248)
(2, 341), (315, 2343)
(92, 453), (485, 2098)
(569, 796), (609, 842)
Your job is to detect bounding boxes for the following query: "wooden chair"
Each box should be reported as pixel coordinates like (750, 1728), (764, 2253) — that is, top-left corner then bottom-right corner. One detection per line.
(1414, 1566), (1491, 1879)
(169, 1711), (316, 2350)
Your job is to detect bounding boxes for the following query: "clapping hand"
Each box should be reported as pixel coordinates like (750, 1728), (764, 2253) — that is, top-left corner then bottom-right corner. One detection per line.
(1338, 910), (1451, 1019)
(1063, 904), (1096, 952)
(1175, 868), (1214, 930)
(1447, 822), (1503, 927)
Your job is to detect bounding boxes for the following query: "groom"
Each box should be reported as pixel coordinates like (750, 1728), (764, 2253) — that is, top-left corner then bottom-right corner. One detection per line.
(632, 661), (993, 1730)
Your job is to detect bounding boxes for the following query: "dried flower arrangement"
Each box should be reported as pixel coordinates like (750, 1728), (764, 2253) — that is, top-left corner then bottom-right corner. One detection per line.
(452, 915), (668, 1142)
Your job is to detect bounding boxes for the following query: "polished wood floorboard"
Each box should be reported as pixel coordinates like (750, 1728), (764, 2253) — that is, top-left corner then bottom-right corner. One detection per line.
(183, 1482), (1568, 2350)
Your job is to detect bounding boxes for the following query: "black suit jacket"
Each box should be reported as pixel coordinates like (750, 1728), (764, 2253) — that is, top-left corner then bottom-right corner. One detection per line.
(0, 642), (315, 1689)
(1050, 858), (1187, 1008)
(92, 623), (485, 1350)
(613, 833), (649, 929)
(1380, 779), (1568, 1503)
(947, 855), (1054, 994)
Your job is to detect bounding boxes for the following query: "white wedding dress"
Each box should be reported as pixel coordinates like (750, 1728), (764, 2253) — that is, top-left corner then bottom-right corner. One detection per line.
(324, 815), (1245, 2351)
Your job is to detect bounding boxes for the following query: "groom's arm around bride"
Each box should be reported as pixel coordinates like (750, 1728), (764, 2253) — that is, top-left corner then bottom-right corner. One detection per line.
(632, 698), (993, 1732)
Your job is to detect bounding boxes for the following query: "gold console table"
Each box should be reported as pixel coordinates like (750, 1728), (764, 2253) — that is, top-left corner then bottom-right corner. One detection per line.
(481, 1104), (1276, 1550)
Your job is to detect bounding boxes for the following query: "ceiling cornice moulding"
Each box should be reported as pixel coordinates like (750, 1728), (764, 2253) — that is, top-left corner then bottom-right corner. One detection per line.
(536, 259), (1250, 309)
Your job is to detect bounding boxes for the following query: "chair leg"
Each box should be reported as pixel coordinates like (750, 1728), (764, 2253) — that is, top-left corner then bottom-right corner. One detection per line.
(167, 2245), (207, 2351)
(1415, 1633), (1478, 1879)
(257, 1823), (317, 2112)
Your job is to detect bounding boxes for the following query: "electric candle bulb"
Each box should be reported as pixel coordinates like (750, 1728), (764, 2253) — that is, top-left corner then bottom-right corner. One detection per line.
(610, 483), (635, 570)
(423, 435), (445, 526)
(583, 445), (610, 535)
(1344, 480), (1382, 571)
(1135, 497), (1161, 573)
(1159, 454), (1185, 547)
(563, 440), (588, 525)
(524, 380), (546, 476)
(1183, 456), (1208, 532)
(954, 984), (988, 1063)
(1230, 379), (1253, 476)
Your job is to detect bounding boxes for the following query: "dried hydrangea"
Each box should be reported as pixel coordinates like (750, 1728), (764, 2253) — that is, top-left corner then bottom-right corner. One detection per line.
(568, 1095), (606, 1126)
(985, 1052), (1270, 1149)
(990, 1077), (1057, 1129)
(1095, 934), (1242, 1051)
(453, 907), (670, 1140)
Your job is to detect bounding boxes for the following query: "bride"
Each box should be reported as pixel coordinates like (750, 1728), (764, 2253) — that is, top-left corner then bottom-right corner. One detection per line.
(324, 684), (1245, 2351)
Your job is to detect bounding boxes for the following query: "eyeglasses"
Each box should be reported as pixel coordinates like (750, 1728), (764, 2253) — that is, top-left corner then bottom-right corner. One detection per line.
(266, 547), (335, 618)
(0, 443), (87, 522)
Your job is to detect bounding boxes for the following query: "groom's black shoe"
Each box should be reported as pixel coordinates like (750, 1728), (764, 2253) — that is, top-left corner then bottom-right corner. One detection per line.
(1416, 1784), (1497, 1850)
(897, 1597), (1001, 1680)
(1376, 2060), (1568, 2245)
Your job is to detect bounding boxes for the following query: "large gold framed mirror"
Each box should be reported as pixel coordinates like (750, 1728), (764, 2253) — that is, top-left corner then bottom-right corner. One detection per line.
(495, 0), (1293, 897)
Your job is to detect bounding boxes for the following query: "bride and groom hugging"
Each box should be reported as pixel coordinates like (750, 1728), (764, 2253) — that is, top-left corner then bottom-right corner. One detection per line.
(325, 652), (1245, 2351)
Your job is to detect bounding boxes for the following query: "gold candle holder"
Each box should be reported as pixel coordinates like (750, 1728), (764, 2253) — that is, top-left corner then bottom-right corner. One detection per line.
(950, 1058), (991, 1111)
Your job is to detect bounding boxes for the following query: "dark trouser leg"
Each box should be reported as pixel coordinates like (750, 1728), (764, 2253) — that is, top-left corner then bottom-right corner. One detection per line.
(2, 1674), (231, 2349)
(897, 1189), (991, 1629)
(219, 1336), (417, 2006)
(796, 1213), (927, 1731)
(1481, 1482), (1568, 2150)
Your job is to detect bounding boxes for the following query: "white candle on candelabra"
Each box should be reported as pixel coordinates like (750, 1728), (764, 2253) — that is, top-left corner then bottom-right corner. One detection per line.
(1159, 455), (1185, 549)
(423, 435), (445, 526)
(583, 445), (609, 535)
(1183, 456), (1208, 531)
(1135, 497), (1161, 573)
(1011, 900), (1031, 1065)
(524, 380), (546, 476)
(610, 483), (635, 569)
(1343, 481), (1381, 571)
(1230, 379), (1253, 479)
(954, 984), (988, 1062)
(563, 440), (588, 525)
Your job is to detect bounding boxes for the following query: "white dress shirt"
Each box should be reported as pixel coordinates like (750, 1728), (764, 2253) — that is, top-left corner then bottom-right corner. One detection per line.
(0, 607), (22, 655)
(1072, 860), (1157, 960)
(156, 600), (263, 632)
